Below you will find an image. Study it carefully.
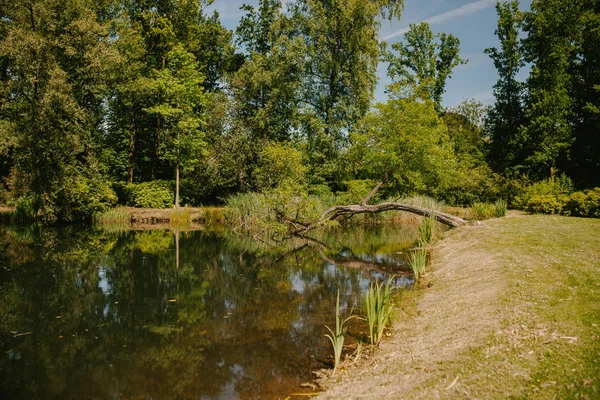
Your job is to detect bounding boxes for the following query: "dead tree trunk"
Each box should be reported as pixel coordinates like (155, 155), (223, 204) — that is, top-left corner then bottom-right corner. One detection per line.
(286, 181), (467, 235)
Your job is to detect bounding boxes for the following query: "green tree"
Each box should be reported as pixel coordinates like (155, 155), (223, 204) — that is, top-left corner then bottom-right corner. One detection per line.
(568, 1), (600, 187)
(290, 0), (404, 184)
(144, 44), (208, 207)
(520, 0), (582, 179)
(0, 0), (118, 221)
(484, 0), (526, 175)
(231, 0), (304, 142)
(385, 22), (466, 113)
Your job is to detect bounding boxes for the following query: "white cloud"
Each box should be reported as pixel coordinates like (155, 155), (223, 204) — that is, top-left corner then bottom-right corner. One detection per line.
(383, 0), (496, 40)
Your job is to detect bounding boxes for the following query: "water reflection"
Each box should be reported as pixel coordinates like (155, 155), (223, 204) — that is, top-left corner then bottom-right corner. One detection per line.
(0, 224), (416, 400)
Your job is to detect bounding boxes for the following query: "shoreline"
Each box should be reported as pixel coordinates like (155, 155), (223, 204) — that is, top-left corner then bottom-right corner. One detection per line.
(316, 213), (600, 398)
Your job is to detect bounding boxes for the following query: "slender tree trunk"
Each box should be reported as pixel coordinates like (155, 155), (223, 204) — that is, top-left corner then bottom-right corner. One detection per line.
(175, 164), (180, 208)
(152, 118), (160, 181)
(127, 115), (135, 184)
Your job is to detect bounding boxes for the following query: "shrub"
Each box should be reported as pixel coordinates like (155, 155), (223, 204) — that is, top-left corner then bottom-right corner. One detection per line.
(564, 188), (600, 218)
(525, 194), (569, 215)
(126, 181), (174, 209)
(514, 175), (573, 209)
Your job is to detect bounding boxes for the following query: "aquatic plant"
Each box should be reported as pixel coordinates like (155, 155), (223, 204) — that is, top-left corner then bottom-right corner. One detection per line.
(363, 277), (395, 346)
(324, 290), (356, 373)
(410, 247), (427, 281)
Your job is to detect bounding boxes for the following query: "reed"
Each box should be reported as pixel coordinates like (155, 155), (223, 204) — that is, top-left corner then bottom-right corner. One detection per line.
(170, 207), (191, 225)
(363, 277), (395, 346)
(93, 207), (131, 224)
(470, 202), (496, 220)
(324, 290), (355, 373)
(419, 212), (436, 244)
(410, 247), (427, 280)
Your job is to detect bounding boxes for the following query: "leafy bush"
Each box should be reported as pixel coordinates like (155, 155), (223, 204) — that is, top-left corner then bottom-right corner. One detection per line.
(525, 194), (568, 215)
(514, 175), (573, 209)
(564, 188), (600, 218)
(125, 181), (174, 209)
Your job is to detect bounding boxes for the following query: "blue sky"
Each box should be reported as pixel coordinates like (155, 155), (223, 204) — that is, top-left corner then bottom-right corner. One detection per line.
(205, 0), (532, 108)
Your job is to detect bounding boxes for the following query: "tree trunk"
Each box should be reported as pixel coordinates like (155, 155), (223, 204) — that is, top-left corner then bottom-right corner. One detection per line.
(175, 164), (180, 208)
(127, 116), (135, 185)
(280, 181), (467, 236)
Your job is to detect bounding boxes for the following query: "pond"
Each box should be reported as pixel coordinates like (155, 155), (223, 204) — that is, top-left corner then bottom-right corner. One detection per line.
(0, 224), (418, 400)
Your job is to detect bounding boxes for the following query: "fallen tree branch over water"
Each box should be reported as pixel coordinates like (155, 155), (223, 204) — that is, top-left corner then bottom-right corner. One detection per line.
(287, 181), (467, 235)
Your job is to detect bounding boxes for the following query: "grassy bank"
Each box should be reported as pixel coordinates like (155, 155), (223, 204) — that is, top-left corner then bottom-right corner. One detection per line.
(318, 213), (600, 399)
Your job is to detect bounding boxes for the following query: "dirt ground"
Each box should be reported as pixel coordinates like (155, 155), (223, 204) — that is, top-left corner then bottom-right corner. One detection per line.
(316, 221), (505, 399)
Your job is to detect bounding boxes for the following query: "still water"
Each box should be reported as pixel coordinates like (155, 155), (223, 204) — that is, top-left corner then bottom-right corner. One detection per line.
(0, 224), (416, 399)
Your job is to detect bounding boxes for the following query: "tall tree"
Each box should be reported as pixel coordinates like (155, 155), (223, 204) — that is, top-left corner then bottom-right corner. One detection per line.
(0, 0), (118, 221)
(144, 44), (208, 207)
(289, 0), (403, 184)
(230, 0), (303, 142)
(520, 0), (582, 179)
(568, 1), (600, 186)
(385, 22), (466, 113)
(484, 0), (526, 175)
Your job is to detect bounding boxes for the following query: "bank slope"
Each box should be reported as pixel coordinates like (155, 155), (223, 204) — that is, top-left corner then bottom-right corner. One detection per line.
(318, 213), (600, 399)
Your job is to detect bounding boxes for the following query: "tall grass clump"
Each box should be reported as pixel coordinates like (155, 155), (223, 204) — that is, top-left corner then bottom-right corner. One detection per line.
(93, 207), (131, 224)
(410, 247), (427, 281)
(419, 213), (436, 244)
(224, 192), (269, 225)
(470, 202), (497, 220)
(494, 199), (507, 217)
(363, 277), (395, 346)
(170, 207), (191, 225)
(325, 290), (356, 373)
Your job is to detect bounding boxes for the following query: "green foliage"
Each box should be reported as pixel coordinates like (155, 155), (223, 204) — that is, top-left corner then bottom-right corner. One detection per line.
(363, 278), (395, 346)
(94, 207), (131, 224)
(126, 181), (174, 209)
(325, 290), (356, 373)
(565, 189), (600, 218)
(255, 143), (306, 189)
(523, 188), (600, 218)
(513, 175), (574, 209)
(409, 248), (427, 281)
(14, 196), (37, 222)
(525, 194), (569, 215)
(386, 22), (466, 112)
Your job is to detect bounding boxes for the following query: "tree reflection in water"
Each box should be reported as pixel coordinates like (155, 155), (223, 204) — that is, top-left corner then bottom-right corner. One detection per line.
(0, 224), (415, 399)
